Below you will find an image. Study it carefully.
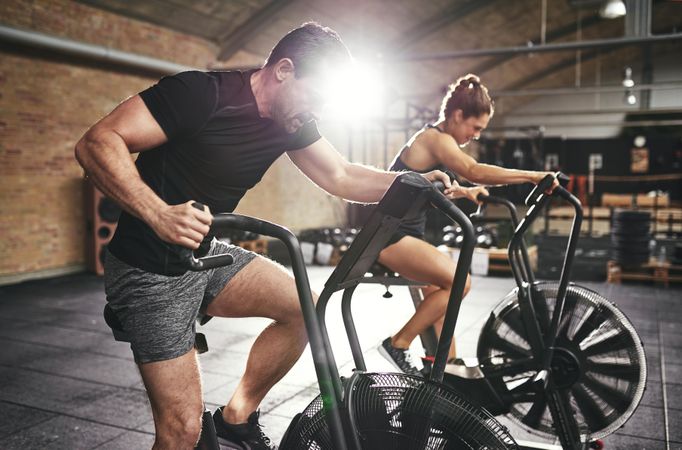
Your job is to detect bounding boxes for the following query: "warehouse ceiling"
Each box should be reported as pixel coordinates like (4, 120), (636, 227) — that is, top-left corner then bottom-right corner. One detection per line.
(75, 0), (682, 120)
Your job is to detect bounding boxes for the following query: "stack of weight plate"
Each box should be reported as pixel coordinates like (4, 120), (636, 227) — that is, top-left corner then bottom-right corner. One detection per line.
(611, 209), (651, 267)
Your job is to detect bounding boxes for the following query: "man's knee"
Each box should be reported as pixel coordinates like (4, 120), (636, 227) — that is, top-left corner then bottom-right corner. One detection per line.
(155, 407), (204, 447)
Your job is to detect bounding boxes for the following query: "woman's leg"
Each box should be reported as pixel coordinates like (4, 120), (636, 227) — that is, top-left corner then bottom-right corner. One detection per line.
(378, 237), (471, 360)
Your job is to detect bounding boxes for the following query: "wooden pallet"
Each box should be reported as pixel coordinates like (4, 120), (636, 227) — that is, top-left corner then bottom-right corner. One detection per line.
(607, 259), (682, 287)
(234, 238), (268, 255)
(487, 245), (537, 273)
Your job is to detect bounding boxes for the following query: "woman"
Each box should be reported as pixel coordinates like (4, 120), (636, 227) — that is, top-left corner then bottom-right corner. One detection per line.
(377, 74), (557, 375)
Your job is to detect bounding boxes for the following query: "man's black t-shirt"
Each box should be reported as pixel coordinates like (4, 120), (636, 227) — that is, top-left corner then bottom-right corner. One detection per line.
(108, 70), (321, 275)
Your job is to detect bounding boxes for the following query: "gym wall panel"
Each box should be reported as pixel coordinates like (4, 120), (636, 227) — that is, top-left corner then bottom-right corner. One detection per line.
(0, 0), (217, 281)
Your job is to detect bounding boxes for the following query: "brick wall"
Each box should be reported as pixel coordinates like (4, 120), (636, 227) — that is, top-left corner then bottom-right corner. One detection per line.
(0, 0), (217, 280)
(0, 0), (346, 282)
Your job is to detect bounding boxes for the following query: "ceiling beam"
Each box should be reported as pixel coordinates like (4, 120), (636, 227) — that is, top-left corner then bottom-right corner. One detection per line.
(505, 50), (602, 91)
(390, 32), (682, 61)
(217, 0), (293, 61)
(500, 19), (681, 95)
(501, 107), (682, 117)
(469, 13), (603, 76)
(491, 81), (682, 97)
(388, 0), (496, 52)
(75, 0), (224, 41)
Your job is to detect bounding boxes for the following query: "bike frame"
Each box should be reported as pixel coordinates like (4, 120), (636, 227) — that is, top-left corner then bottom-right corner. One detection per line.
(444, 176), (588, 449)
(498, 179), (586, 450)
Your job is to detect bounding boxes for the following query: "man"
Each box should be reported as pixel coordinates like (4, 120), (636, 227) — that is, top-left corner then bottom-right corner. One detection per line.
(75, 22), (450, 449)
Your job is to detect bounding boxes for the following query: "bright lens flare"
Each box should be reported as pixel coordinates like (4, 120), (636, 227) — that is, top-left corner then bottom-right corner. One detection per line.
(322, 62), (385, 121)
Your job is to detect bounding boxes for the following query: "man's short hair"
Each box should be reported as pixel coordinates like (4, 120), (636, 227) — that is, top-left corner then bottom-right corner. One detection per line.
(264, 22), (351, 78)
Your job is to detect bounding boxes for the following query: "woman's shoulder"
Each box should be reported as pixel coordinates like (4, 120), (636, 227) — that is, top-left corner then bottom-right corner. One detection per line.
(415, 125), (454, 149)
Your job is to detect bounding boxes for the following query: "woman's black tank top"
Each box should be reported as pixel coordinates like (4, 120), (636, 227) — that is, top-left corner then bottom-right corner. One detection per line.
(387, 124), (450, 240)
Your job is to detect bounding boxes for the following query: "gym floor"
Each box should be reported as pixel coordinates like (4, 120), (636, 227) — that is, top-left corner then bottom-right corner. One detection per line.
(0, 268), (680, 450)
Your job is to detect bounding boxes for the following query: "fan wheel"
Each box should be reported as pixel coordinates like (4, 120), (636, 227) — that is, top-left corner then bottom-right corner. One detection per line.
(280, 372), (518, 449)
(476, 282), (647, 441)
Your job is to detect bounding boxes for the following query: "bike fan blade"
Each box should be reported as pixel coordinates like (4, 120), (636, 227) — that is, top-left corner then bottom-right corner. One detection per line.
(582, 331), (634, 358)
(583, 375), (631, 413)
(521, 395), (548, 429)
(585, 361), (640, 383)
(571, 383), (609, 431)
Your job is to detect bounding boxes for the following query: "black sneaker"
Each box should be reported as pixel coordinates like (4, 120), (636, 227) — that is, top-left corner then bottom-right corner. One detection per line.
(447, 357), (465, 365)
(213, 408), (277, 450)
(378, 337), (422, 376)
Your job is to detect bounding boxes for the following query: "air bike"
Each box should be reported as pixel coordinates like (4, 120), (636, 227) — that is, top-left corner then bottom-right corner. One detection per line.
(413, 173), (647, 449)
(102, 172), (518, 449)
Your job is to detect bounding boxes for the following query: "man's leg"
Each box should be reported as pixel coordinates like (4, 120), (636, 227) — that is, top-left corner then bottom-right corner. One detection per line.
(205, 256), (309, 424)
(138, 349), (204, 449)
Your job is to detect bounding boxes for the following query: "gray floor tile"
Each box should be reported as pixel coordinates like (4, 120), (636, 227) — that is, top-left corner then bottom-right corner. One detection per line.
(264, 385), (319, 419)
(604, 433), (668, 450)
(0, 318), (130, 359)
(0, 415), (123, 450)
(662, 330), (682, 349)
(664, 346), (682, 365)
(640, 380), (664, 408)
(2, 340), (141, 387)
(665, 362), (682, 384)
(91, 429), (155, 449)
(0, 402), (56, 439)
(68, 386), (152, 429)
(665, 382), (682, 410)
(617, 405), (666, 441)
(668, 409), (682, 442)
(203, 377), (240, 406)
(0, 367), (130, 416)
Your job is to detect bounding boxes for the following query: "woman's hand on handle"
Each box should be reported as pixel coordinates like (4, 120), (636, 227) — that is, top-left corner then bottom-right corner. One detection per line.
(148, 200), (212, 249)
(448, 185), (489, 203)
(464, 185), (490, 204)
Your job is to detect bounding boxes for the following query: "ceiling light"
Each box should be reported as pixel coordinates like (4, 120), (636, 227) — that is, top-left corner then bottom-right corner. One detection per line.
(600, 0), (626, 19)
(634, 135), (646, 147)
(625, 91), (637, 105)
(622, 66), (634, 88)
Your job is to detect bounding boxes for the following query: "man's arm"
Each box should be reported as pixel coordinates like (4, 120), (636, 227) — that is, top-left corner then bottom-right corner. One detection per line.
(74, 95), (211, 249)
(287, 138), (450, 203)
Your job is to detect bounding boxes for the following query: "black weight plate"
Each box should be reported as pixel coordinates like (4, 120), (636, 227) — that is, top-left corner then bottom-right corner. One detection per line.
(612, 209), (651, 221)
(612, 246), (651, 255)
(612, 246), (650, 255)
(611, 238), (651, 250)
(611, 224), (650, 235)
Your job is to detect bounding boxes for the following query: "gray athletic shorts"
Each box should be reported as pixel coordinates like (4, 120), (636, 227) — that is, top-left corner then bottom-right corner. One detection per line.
(104, 239), (257, 364)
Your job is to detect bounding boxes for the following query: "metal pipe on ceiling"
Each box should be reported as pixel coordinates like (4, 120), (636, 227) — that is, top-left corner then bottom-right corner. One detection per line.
(487, 119), (682, 130)
(503, 107), (682, 117)
(491, 81), (682, 97)
(400, 79), (682, 100)
(0, 24), (194, 74)
(391, 32), (682, 61)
